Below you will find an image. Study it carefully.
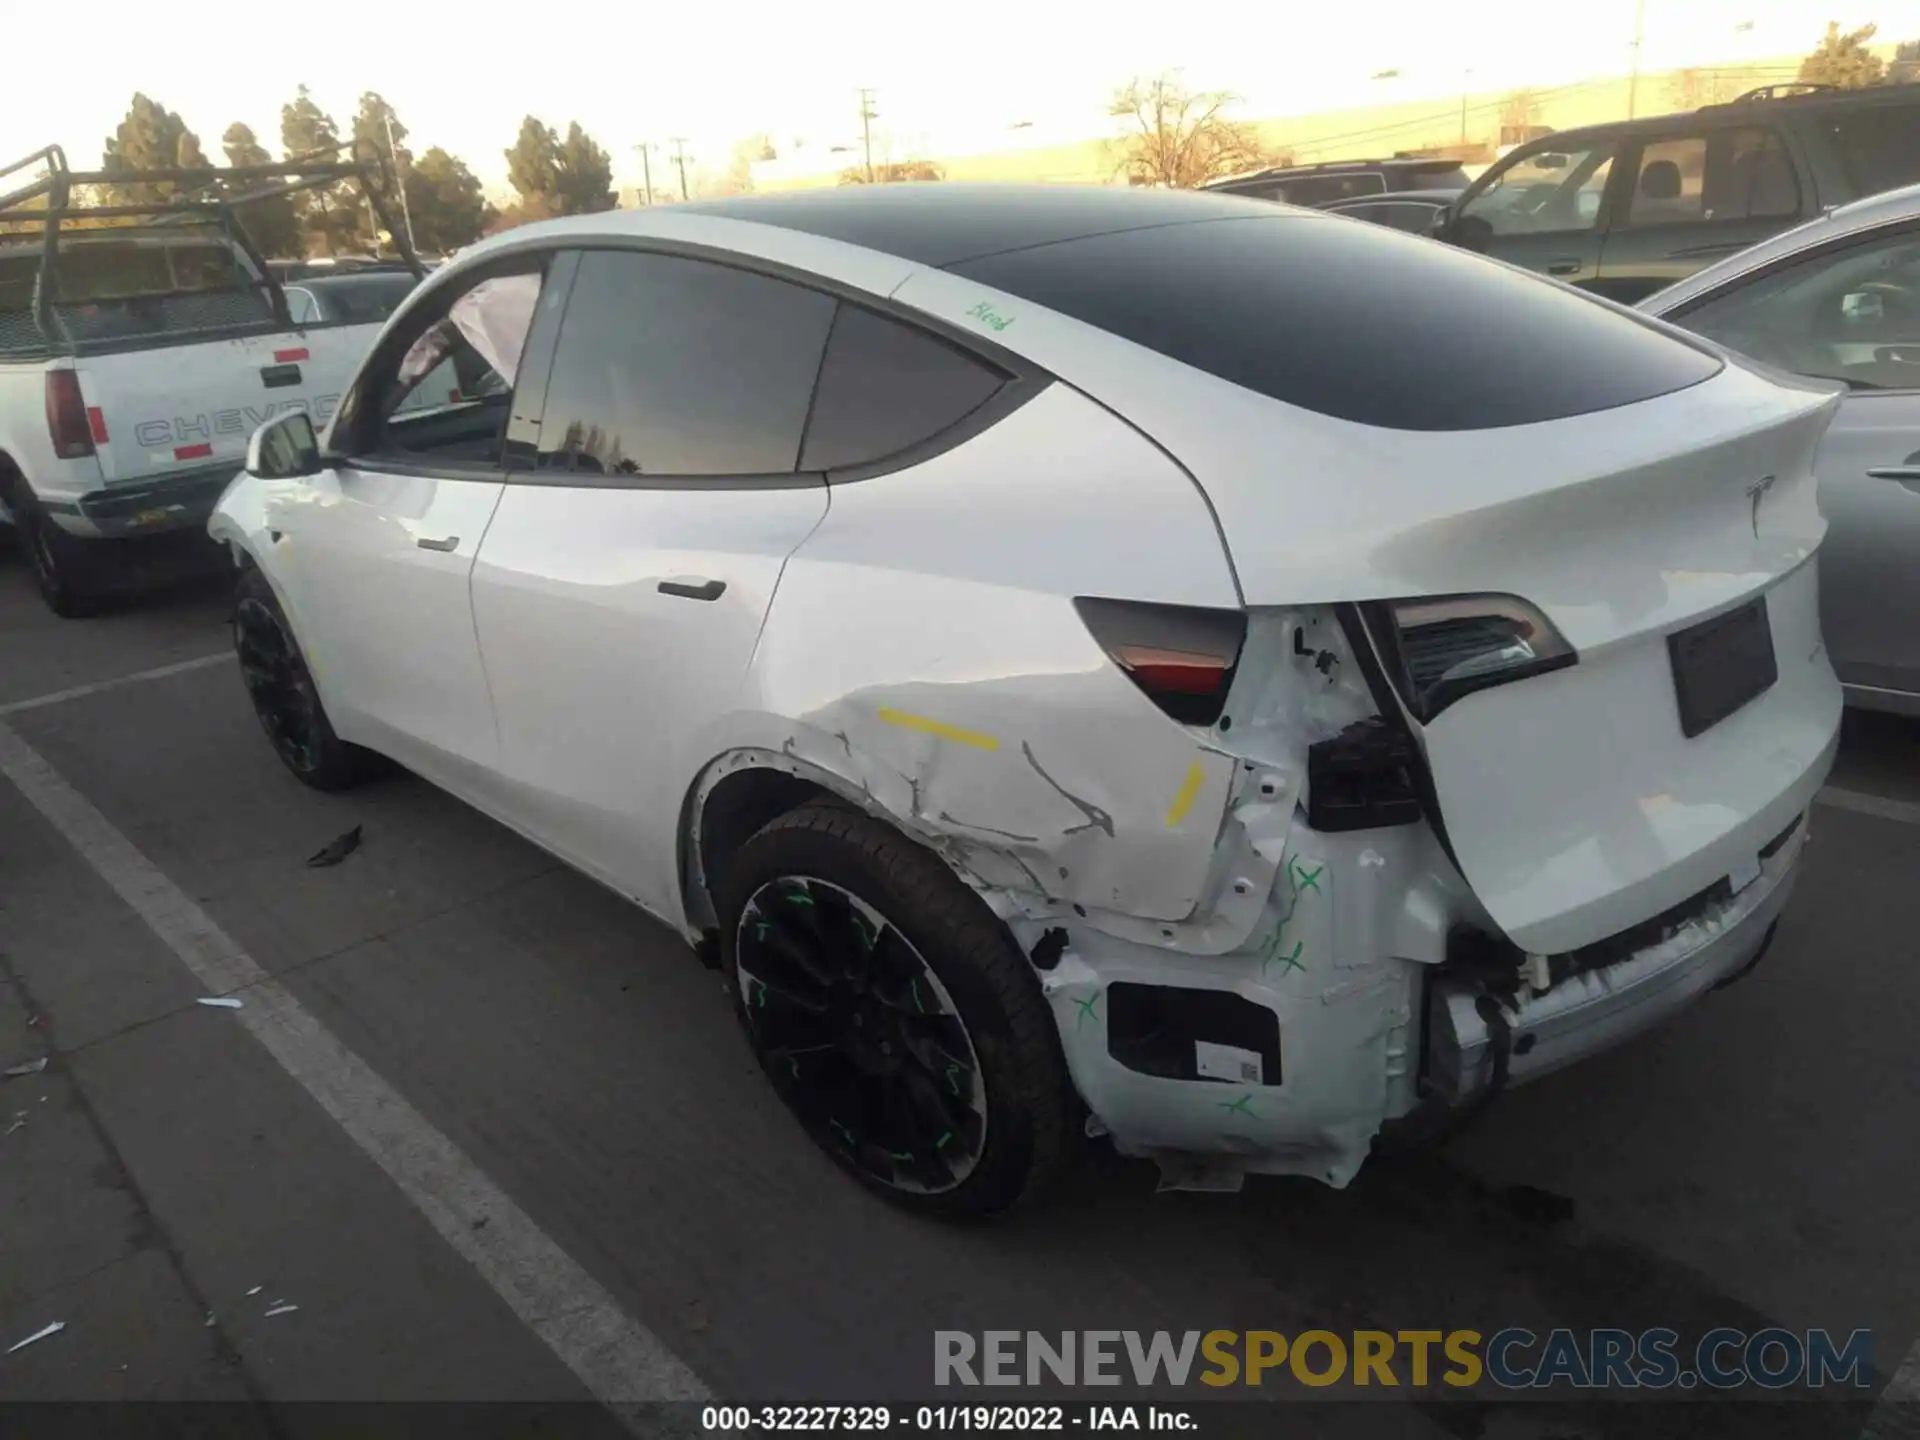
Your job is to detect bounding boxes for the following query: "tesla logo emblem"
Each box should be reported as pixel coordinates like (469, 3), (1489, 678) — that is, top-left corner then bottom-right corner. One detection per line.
(1745, 475), (1776, 537)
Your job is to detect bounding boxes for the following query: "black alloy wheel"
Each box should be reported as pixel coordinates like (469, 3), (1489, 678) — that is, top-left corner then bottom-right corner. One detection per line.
(736, 876), (990, 1196)
(231, 566), (372, 791)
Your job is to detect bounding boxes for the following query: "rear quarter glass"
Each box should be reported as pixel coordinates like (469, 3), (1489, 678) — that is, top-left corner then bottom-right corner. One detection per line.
(952, 214), (1723, 430)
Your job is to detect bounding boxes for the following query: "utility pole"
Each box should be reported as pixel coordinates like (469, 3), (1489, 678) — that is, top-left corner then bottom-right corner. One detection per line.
(633, 143), (655, 206)
(383, 108), (417, 256)
(668, 137), (690, 201)
(858, 88), (877, 183)
(1459, 68), (1474, 146)
(1627, 0), (1647, 118)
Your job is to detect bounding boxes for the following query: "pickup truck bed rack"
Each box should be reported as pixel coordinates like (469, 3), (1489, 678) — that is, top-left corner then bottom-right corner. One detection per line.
(0, 143), (421, 359)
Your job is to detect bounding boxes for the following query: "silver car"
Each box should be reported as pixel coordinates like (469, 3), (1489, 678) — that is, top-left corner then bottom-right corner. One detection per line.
(1642, 184), (1920, 716)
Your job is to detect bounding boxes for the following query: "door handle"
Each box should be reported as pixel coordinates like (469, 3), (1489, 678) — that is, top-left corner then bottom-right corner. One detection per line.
(1866, 466), (1920, 493)
(415, 535), (460, 552)
(1547, 258), (1583, 276)
(658, 576), (727, 601)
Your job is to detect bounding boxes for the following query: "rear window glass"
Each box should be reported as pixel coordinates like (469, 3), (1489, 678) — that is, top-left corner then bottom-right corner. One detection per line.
(950, 215), (1722, 430)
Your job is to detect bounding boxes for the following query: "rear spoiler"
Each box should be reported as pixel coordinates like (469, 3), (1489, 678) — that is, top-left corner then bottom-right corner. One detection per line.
(0, 142), (424, 356)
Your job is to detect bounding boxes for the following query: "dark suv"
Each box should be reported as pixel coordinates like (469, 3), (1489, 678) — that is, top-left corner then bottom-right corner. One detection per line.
(1435, 82), (1920, 304)
(1205, 158), (1469, 207)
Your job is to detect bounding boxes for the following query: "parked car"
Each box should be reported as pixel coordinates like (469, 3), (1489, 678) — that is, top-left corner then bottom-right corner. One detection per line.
(0, 144), (420, 616)
(1641, 181), (1920, 716)
(1321, 189), (1463, 233)
(1435, 82), (1920, 304)
(284, 270), (424, 327)
(1204, 158), (1469, 207)
(214, 184), (1842, 1215)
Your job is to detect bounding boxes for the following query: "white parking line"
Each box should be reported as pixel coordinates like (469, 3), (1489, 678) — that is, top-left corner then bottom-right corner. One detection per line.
(0, 652), (234, 717)
(1818, 786), (1920, 828)
(0, 717), (710, 1418)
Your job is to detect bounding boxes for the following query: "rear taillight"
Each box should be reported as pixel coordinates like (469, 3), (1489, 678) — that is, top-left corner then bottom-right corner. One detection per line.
(44, 371), (95, 459)
(1369, 594), (1575, 723)
(1074, 597), (1246, 726)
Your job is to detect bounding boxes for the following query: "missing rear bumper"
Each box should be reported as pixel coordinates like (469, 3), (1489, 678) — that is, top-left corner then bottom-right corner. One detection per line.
(1425, 817), (1807, 1102)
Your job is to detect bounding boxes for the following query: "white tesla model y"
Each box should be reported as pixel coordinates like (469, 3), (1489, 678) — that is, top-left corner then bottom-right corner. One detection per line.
(212, 185), (1844, 1216)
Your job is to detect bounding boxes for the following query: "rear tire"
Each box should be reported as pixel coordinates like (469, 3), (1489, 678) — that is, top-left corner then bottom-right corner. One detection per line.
(20, 500), (104, 619)
(717, 802), (1076, 1218)
(232, 565), (376, 792)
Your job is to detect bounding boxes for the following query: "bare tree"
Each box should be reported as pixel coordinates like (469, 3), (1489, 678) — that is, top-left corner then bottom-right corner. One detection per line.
(1108, 75), (1270, 189)
(1498, 89), (1545, 146)
(1667, 68), (1737, 110)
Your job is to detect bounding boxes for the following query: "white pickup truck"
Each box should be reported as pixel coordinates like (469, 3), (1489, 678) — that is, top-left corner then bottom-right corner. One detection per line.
(0, 145), (429, 616)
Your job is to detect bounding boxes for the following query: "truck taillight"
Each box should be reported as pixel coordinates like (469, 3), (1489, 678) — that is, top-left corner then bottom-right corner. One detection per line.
(44, 371), (95, 459)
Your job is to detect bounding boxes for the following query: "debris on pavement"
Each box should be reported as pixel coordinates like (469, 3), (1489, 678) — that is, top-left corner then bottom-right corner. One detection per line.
(204, 1312), (215, 1328)
(7, 1321), (66, 1354)
(3, 1112), (26, 1137)
(306, 824), (363, 868)
(196, 998), (244, 1010)
(4, 1057), (48, 1078)
(245, 1287), (262, 1297)
(263, 1303), (299, 1318)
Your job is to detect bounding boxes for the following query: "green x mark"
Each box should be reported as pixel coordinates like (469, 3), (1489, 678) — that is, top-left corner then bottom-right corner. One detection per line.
(1219, 1093), (1257, 1118)
(1073, 992), (1101, 1030)
(1289, 859), (1324, 894)
(1271, 940), (1305, 977)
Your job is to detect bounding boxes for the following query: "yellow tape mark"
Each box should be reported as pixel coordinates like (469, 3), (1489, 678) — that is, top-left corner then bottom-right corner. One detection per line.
(1165, 760), (1207, 828)
(876, 707), (1001, 752)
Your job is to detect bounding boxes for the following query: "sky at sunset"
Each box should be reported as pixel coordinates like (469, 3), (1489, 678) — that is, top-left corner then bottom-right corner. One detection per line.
(7, 1), (1914, 196)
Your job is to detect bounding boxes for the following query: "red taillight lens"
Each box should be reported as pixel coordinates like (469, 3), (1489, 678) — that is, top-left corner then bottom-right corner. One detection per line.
(1074, 597), (1246, 726)
(44, 371), (95, 459)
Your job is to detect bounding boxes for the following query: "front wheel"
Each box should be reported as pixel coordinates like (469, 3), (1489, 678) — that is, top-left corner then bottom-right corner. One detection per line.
(232, 565), (376, 791)
(718, 802), (1076, 1218)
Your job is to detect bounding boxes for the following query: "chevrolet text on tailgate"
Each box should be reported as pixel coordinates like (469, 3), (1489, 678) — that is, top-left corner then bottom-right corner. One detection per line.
(0, 143), (424, 616)
(211, 188), (1847, 1216)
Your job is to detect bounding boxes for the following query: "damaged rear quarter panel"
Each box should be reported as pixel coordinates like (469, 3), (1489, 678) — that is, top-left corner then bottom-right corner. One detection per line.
(731, 381), (1244, 924)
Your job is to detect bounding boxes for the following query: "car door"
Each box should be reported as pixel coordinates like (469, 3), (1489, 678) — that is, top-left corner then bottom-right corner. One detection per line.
(1593, 125), (1804, 305)
(266, 252), (562, 785)
(1672, 219), (1920, 706)
(466, 247), (836, 915)
(1445, 135), (1620, 287)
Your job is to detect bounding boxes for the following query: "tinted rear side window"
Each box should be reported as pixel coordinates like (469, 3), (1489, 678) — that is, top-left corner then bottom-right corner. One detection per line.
(951, 215), (1722, 430)
(1827, 107), (1920, 199)
(800, 304), (1007, 471)
(536, 250), (835, 476)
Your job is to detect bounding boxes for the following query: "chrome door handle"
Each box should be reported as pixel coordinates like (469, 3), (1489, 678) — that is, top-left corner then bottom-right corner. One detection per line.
(415, 535), (460, 552)
(1865, 466), (1920, 482)
(658, 576), (727, 601)
(1547, 258), (1582, 276)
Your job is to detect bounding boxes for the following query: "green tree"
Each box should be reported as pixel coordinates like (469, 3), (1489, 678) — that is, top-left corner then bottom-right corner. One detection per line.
(280, 85), (357, 254)
(1892, 39), (1920, 84)
(553, 122), (616, 214)
(350, 92), (411, 249)
(1799, 21), (1887, 88)
(220, 122), (303, 258)
(1107, 75), (1270, 188)
(504, 116), (562, 219)
(100, 93), (209, 204)
(404, 148), (491, 254)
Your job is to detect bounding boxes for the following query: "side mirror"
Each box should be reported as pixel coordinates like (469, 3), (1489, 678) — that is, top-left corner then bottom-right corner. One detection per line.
(245, 411), (322, 480)
(1841, 290), (1886, 326)
(1427, 203), (1455, 237)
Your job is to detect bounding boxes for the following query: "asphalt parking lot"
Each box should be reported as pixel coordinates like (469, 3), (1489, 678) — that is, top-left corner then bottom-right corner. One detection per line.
(1, 545), (1917, 1439)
